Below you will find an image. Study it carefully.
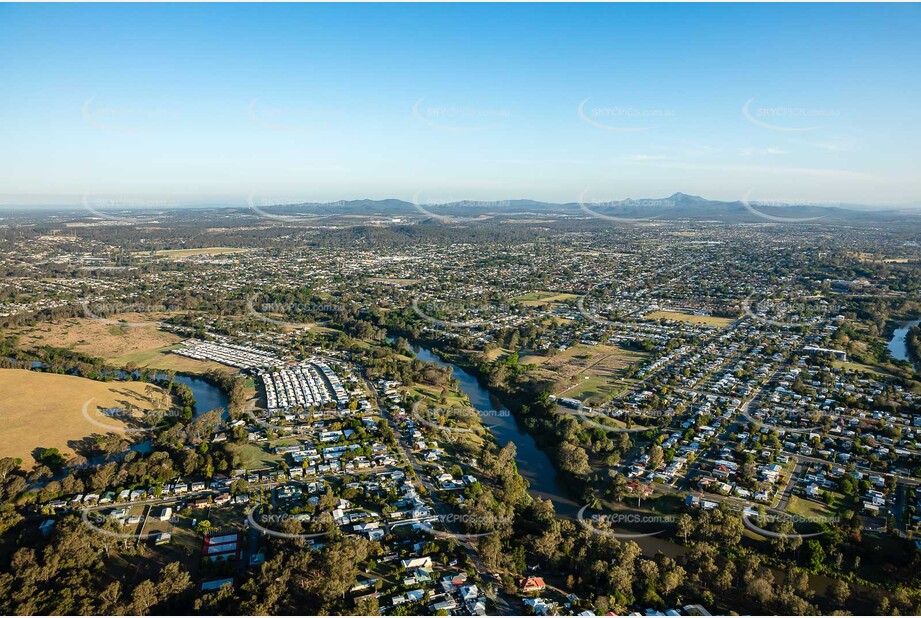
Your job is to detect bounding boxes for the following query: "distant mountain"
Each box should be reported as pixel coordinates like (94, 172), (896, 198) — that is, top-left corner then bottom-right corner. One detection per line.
(246, 193), (916, 223)
(13, 194), (915, 224)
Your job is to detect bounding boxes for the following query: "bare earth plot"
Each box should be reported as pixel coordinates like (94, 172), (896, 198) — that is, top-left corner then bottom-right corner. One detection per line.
(0, 369), (171, 467)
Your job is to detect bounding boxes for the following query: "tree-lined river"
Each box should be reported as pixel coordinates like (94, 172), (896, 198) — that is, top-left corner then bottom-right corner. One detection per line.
(410, 344), (581, 518)
(172, 374), (229, 417)
(409, 343), (695, 558)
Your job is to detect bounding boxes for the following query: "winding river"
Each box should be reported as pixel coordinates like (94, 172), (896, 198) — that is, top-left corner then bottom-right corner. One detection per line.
(405, 348), (856, 592)
(408, 343), (695, 558)
(130, 372), (229, 455)
(410, 344), (581, 518)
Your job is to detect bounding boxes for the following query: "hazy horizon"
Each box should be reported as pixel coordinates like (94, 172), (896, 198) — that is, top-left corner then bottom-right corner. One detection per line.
(3, 193), (921, 213)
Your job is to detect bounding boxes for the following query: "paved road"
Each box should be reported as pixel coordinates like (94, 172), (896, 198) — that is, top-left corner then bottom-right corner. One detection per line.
(775, 458), (803, 511)
(362, 373), (518, 615)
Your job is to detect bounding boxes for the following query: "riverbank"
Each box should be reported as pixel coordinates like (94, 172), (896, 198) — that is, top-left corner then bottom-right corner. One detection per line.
(886, 318), (921, 372)
(5, 355), (231, 418)
(402, 339), (584, 518)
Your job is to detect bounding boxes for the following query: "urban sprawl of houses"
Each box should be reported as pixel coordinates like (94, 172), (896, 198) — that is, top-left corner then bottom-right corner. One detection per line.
(4, 216), (921, 615)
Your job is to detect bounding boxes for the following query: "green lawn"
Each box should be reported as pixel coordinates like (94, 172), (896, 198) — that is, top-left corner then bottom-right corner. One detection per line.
(562, 377), (632, 406)
(513, 291), (579, 306)
(112, 344), (229, 373)
(235, 443), (284, 470)
(786, 494), (840, 521)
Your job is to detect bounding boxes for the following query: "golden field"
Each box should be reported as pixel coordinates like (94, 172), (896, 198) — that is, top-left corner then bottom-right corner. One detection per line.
(11, 316), (226, 372)
(0, 369), (171, 467)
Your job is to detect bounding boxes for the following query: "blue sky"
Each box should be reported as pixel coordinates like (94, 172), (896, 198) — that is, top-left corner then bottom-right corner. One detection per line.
(1, 3), (919, 207)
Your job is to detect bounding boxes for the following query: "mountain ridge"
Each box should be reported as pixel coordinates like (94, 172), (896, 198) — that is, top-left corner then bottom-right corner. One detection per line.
(246, 193), (918, 223)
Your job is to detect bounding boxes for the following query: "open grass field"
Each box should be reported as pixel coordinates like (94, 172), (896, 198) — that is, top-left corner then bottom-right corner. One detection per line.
(369, 277), (421, 285)
(137, 247), (249, 258)
(481, 347), (509, 362)
(233, 443), (284, 470)
(851, 252), (913, 264)
(518, 353), (548, 365)
(404, 384), (468, 409)
(115, 345), (228, 373)
(0, 369), (171, 467)
(13, 316), (182, 359)
(833, 360), (891, 378)
(645, 310), (734, 327)
(11, 317), (226, 372)
(513, 291), (579, 307)
(403, 385), (487, 447)
(832, 360), (921, 393)
(561, 376), (635, 405)
(524, 343), (648, 405)
(786, 494), (838, 520)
